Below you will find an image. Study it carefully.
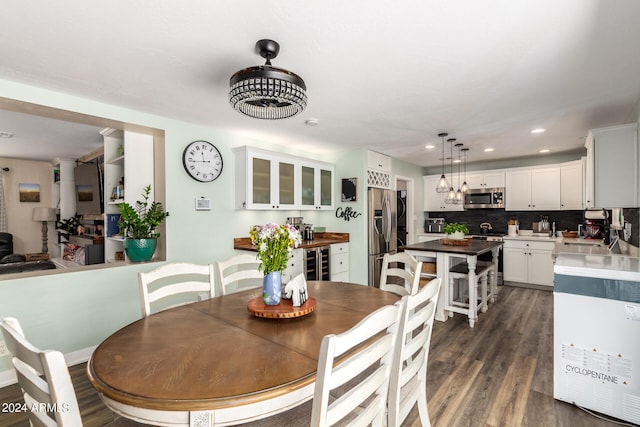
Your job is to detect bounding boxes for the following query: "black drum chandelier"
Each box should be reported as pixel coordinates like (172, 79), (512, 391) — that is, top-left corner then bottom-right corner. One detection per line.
(229, 39), (307, 120)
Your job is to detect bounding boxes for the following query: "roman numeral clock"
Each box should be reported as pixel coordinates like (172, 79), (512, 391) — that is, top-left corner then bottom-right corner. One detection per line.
(182, 140), (223, 182)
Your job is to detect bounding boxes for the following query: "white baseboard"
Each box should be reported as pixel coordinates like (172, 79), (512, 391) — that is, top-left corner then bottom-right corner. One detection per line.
(0, 345), (96, 388)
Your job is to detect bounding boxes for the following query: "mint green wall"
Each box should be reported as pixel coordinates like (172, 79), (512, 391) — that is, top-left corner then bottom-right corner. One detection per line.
(0, 80), (373, 374)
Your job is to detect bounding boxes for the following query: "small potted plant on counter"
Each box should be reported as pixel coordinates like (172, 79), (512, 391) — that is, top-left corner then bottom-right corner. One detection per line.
(443, 222), (469, 240)
(117, 185), (168, 262)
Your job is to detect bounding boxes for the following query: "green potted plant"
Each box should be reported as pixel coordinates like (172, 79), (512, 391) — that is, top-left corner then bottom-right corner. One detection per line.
(117, 185), (168, 262)
(443, 222), (469, 240)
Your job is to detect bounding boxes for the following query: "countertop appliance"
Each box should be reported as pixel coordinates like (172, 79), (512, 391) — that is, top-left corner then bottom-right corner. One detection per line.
(368, 187), (396, 287)
(425, 217), (445, 233)
(464, 188), (505, 209)
(554, 266), (640, 425)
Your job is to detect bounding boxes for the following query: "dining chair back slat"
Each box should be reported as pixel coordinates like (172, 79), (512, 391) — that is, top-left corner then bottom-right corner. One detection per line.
(379, 252), (423, 296)
(311, 302), (401, 427)
(215, 253), (263, 296)
(387, 277), (441, 427)
(0, 317), (82, 426)
(138, 262), (215, 317)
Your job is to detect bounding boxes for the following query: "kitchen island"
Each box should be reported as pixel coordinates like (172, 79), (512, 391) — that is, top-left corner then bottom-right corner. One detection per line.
(400, 239), (502, 327)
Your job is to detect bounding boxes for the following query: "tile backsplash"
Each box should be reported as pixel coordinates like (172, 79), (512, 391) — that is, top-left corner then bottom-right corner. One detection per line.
(425, 208), (639, 247)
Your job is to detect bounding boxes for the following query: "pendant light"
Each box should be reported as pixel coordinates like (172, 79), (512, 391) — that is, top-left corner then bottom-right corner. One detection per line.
(435, 132), (449, 193)
(461, 147), (470, 193)
(455, 143), (464, 204)
(445, 138), (457, 204)
(229, 39), (307, 120)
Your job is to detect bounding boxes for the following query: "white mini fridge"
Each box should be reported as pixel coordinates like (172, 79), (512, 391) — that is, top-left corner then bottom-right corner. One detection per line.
(554, 266), (640, 425)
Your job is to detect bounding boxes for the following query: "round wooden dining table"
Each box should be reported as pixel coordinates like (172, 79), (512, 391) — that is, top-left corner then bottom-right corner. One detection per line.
(87, 281), (399, 426)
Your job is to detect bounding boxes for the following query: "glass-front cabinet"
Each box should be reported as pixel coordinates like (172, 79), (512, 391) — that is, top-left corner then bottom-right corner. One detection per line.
(300, 161), (334, 210)
(244, 150), (297, 210)
(234, 146), (334, 210)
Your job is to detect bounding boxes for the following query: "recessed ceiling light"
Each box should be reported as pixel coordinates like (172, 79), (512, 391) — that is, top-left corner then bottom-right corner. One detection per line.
(531, 128), (545, 134)
(484, 148), (494, 152)
(0, 132), (14, 138)
(539, 149), (550, 153)
(305, 118), (319, 126)
(425, 144), (435, 149)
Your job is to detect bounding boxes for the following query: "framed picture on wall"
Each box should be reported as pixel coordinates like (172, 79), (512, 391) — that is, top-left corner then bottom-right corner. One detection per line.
(19, 183), (40, 202)
(341, 178), (357, 202)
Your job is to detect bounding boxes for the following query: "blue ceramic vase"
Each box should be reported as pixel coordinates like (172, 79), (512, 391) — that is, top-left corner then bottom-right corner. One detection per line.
(262, 271), (282, 305)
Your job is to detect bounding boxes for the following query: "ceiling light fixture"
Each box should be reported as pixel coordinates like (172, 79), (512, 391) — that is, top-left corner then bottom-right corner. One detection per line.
(531, 128), (546, 134)
(435, 133), (449, 193)
(539, 149), (550, 153)
(461, 147), (470, 193)
(305, 118), (319, 126)
(445, 138), (458, 204)
(454, 143), (464, 204)
(425, 144), (435, 149)
(484, 147), (494, 152)
(229, 39), (307, 120)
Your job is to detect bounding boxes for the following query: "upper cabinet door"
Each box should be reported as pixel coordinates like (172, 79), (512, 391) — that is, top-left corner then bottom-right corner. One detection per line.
(560, 161), (583, 210)
(506, 167), (560, 210)
(465, 171), (505, 189)
(300, 160), (334, 210)
(587, 123), (639, 208)
(234, 147), (299, 210)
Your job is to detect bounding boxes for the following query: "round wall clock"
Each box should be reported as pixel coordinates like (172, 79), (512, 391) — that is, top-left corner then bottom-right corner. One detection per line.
(182, 140), (223, 182)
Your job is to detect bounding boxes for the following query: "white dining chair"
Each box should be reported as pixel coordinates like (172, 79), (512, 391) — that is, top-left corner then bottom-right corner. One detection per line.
(215, 253), (263, 296)
(138, 262), (215, 317)
(388, 277), (441, 427)
(310, 302), (402, 426)
(0, 317), (83, 426)
(379, 252), (423, 296)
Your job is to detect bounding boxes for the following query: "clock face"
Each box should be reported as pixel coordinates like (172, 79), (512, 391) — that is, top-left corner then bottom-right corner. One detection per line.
(182, 140), (223, 182)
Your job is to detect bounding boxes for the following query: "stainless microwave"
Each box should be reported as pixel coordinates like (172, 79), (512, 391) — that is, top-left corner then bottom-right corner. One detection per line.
(463, 188), (505, 209)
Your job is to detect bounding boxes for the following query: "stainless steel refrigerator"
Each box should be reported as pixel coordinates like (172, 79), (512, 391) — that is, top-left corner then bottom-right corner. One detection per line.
(368, 187), (397, 287)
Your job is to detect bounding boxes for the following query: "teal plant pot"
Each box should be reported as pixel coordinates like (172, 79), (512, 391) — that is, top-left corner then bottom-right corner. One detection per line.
(262, 271), (282, 305)
(124, 238), (157, 262)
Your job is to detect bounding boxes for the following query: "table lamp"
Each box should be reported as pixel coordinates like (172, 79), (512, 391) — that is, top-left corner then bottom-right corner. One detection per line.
(32, 207), (57, 253)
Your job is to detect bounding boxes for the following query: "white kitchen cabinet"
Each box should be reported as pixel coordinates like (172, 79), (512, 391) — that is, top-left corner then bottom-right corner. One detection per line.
(503, 239), (555, 287)
(505, 167), (560, 210)
(103, 129), (154, 263)
(300, 160), (334, 210)
(422, 175), (463, 212)
(233, 146), (298, 210)
(465, 171), (505, 189)
(584, 123), (639, 208)
(234, 146), (334, 210)
(330, 243), (349, 281)
(367, 150), (391, 172)
(560, 161), (583, 210)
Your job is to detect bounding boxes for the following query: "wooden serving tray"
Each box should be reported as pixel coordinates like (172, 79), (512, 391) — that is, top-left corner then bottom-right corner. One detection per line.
(247, 297), (317, 319)
(442, 238), (472, 246)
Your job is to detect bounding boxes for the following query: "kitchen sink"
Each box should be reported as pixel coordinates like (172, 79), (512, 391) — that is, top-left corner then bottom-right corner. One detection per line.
(563, 241), (604, 247)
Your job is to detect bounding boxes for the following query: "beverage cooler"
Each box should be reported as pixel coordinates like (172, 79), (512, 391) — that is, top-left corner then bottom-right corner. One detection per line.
(304, 246), (330, 280)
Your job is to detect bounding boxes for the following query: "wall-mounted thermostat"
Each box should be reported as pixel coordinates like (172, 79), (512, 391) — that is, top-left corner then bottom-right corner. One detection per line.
(195, 197), (211, 211)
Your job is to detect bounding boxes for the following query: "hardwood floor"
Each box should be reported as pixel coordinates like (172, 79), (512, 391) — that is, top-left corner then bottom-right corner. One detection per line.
(0, 285), (625, 426)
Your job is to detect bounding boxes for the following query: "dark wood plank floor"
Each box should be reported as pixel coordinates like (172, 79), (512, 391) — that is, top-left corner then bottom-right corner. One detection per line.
(0, 285), (625, 426)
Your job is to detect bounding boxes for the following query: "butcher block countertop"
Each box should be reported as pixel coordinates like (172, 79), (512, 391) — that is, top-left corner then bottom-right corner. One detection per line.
(234, 232), (349, 251)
